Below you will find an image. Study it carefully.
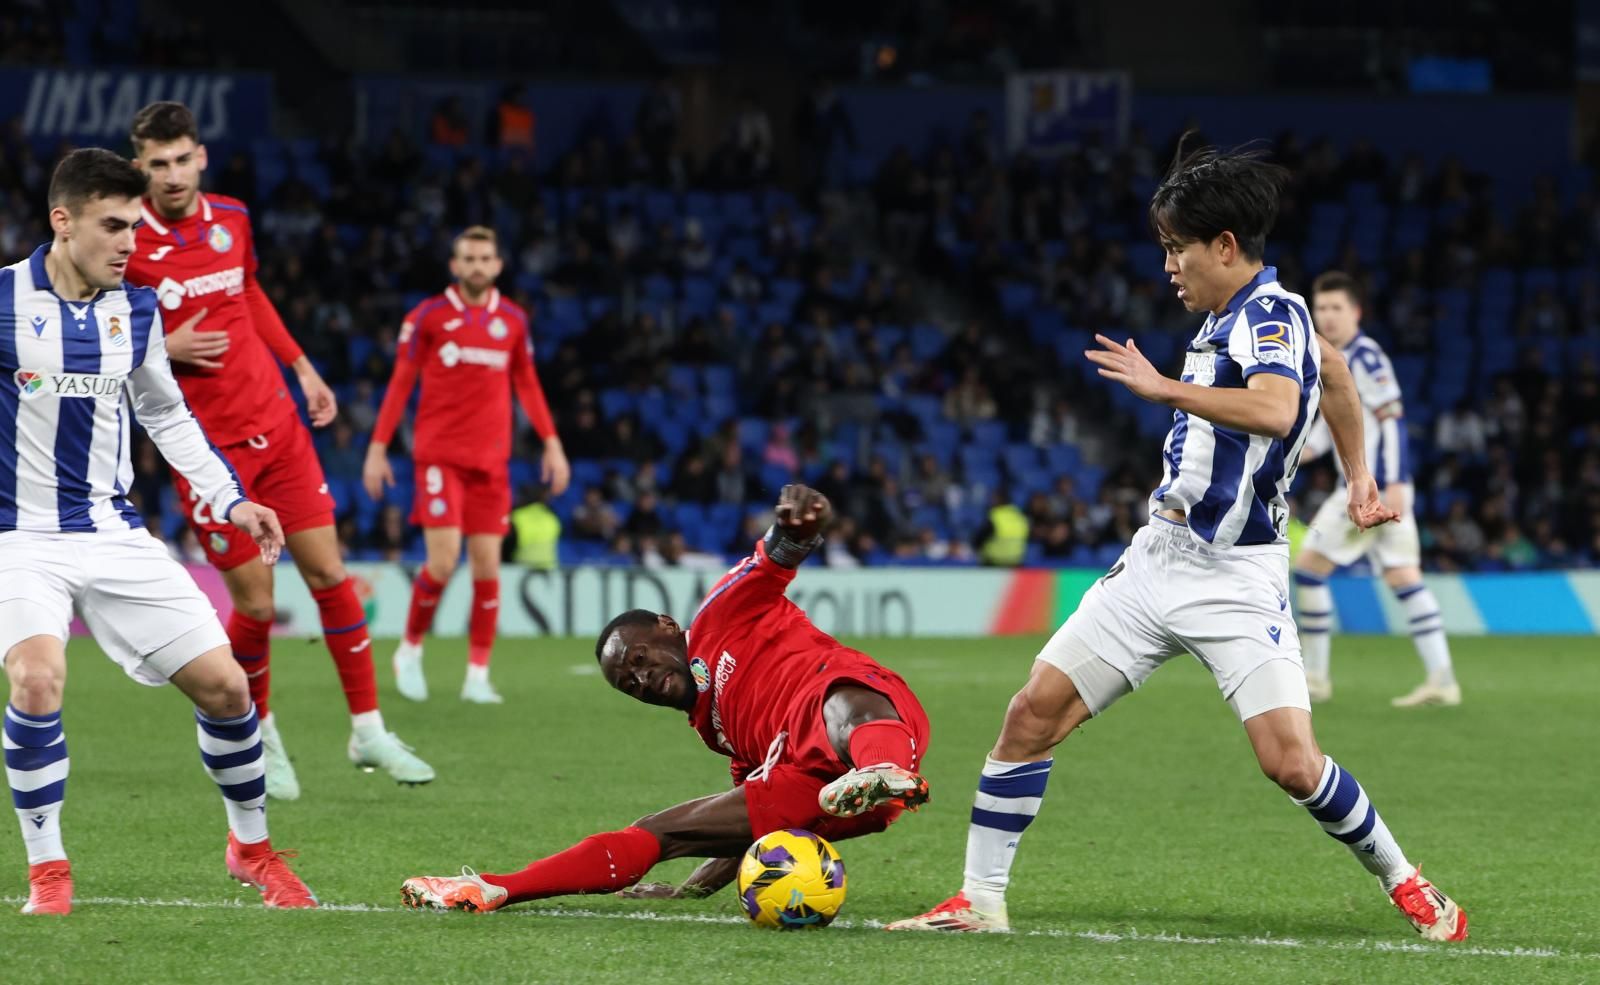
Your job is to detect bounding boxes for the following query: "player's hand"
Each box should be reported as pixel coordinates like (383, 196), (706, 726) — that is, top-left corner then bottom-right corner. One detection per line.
(1345, 473), (1400, 530)
(616, 882), (695, 900)
(166, 308), (228, 370)
(1086, 335), (1171, 404)
(1381, 483), (1408, 519)
(227, 501), (284, 565)
(362, 445), (395, 502)
(298, 368), (338, 428)
(542, 438), (571, 496)
(775, 483), (833, 541)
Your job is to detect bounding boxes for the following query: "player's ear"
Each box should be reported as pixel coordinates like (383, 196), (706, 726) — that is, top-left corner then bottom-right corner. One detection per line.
(49, 205), (72, 239)
(196, 143), (209, 173)
(657, 612), (681, 635)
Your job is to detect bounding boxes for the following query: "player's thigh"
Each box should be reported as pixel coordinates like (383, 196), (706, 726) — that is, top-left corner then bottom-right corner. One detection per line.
(284, 523), (347, 587)
(635, 786), (754, 860)
(1301, 492), (1370, 569)
(1035, 528), (1180, 716)
(168, 644), (251, 717)
(76, 532), (230, 686)
(464, 533), (503, 581)
(460, 468), (511, 538)
(248, 417), (337, 536)
(1371, 510), (1422, 572)
(1168, 551), (1310, 716)
(0, 536), (77, 668)
(170, 468), (260, 571)
(413, 462), (466, 529)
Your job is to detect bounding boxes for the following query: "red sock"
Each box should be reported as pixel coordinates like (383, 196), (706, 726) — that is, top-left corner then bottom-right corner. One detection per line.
(226, 610), (274, 718)
(847, 719), (918, 771)
(483, 827), (661, 904)
(311, 579), (379, 715)
(468, 579), (499, 668)
(405, 570), (446, 646)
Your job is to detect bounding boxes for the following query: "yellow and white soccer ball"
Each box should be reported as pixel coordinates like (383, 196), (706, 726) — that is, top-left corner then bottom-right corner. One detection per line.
(736, 829), (847, 929)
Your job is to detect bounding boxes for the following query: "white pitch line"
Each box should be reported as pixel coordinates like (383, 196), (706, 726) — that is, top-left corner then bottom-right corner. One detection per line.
(2, 895), (1592, 963)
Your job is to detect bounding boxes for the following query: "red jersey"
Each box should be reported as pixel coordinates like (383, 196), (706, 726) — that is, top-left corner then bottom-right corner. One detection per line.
(685, 540), (922, 780)
(126, 194), (305, 447)
(373, 286), (556, 470)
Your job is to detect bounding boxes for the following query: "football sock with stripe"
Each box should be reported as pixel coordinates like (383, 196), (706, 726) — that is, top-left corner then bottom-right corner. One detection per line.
(468, 579), (499, 669)
(405, 570), (446, 646)
(226, 610), (274, 718)
(1393, 582), (1455, 685)
(483, 826), (661, 903)
(847, 719), (918, 771)
(197, 707), (268, 845)
(1294, 571), (1332, 679)
(4, 705), (67, 864)
(1293, 755), (1412, 891)
(962, 755), (1052, 910)
(313, 579), (380, 716)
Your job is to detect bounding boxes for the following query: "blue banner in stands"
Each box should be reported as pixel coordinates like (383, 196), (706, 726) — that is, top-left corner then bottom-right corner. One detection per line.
(0, 68), (273, 145)
(1005, 70), (1130, 155)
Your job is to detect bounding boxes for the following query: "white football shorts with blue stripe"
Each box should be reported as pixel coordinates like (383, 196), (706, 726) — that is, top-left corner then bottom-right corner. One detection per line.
(1036, 517), (1311, 721)
(0, 528), (228, 685)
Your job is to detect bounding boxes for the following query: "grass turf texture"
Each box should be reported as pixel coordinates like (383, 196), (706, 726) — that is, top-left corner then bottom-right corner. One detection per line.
(0, 634), (1594, 984)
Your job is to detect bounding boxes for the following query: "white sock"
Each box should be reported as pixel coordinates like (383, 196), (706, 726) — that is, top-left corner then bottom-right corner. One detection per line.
(197, 707), (268, 845)
(351, 709), (386, 739)
(1293, 755), (1413, 891)
(465, 664), (490, 685)
(1393, 583), (1454, 684)
(1294, 572), (1333, 679)
(961, 755), (1052, 910)
(5, 705), (68, 864)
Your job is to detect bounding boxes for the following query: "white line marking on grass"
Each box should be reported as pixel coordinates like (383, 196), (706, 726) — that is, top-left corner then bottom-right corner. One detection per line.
(3, 896), (1591, 962)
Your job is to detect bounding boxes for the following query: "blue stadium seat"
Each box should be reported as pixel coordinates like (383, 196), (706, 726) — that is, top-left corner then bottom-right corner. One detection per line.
(682, 276), (718, 307)
(702, 365), (735, 395)
(910, 325), (946, 362)
(643, 274), (676, 301)
(599, 389), (635, 419)
(997, 281), (1039, 316)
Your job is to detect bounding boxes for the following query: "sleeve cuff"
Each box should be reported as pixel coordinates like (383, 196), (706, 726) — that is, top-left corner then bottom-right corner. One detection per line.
(221, 497), (248, 523)
(1242, 363), (1301, 383)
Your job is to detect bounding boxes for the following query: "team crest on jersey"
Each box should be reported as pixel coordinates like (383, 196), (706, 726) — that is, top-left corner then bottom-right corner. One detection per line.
(690, 656), (711, 693)
(209, 532), (230, 555)
(429, 498), (447, 517)
(107, 316), (127, 347)
(488, 316), (508, 340)
(207, 224), (233, 253)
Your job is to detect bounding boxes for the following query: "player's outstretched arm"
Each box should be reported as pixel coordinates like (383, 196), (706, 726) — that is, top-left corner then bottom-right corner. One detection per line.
(618, 856), (740, 900)
(1316, 335), (1399, 529)
(227, 501), (285, 565)
(1086, 334), (1300, 438)
(767, 484), (833, 568)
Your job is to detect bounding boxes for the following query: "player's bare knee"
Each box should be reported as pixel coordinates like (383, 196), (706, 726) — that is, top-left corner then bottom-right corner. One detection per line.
(1260, 746), (1324, 798)
(998, 684), (1075, 757)
(232, 593), (275, 623)
(301, 561), (349, 592)
(5, 659), (64, 709)
(425, 557), (458, 583)
(188, 660), (252, 719)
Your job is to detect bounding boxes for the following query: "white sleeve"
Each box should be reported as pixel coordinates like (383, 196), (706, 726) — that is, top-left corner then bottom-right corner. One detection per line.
(1348, 345), (1404, 416)
(126, 311), (246, 520)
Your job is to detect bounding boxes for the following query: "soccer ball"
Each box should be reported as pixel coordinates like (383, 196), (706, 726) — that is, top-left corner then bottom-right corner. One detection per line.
(736, 829), (847, 929)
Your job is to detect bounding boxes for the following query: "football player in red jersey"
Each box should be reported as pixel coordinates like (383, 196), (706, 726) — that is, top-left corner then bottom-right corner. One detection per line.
(399, 485), (930, 913)
(126, 102), (434, 797)
(362, 226), (569, 705)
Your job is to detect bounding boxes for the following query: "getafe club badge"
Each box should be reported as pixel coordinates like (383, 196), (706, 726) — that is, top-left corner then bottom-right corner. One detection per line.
(488, 316), (508, 340)
(209, 532), (230, 556)
(690, 656), (711, 693)
(208, 224), (234, 253)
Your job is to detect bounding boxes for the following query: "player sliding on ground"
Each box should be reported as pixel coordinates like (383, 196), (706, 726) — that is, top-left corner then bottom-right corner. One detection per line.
(890, 143), (1467, 942)
(400, 484), (931, 911)
(1, 149), (314, 913)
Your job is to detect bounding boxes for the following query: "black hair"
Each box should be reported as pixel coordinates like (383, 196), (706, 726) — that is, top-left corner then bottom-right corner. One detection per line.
(130, 101), (199, 151)
(1148, 135), (1290, 262)
(594, 609), (658, 662)
(48, 148), (149, 214)
(1311, 269), (1361, 305)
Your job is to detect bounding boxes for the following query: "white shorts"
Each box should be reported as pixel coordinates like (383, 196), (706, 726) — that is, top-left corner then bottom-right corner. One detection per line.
(1037, 518), (1311, 721)
(0, 529), (228, 686)
(1302, 485), (1420, 569)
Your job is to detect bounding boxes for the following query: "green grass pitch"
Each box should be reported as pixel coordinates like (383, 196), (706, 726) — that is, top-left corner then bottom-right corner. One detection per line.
(0, 633), (1594, 984)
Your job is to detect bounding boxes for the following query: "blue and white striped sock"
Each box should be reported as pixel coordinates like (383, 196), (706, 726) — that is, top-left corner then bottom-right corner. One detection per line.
(962, 756), (1052, 909)
(196, 707), (268, 844)
(4, 704), (68, 864)
(1294, 571), (1333, 679)
(1293, 755), (1412, 890)
(1394, 583), (1454, 685)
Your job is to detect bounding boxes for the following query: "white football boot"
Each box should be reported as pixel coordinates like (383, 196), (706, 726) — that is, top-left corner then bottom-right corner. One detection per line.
(348, 729), (435, 785)
(818, 764), (929, 817)
(885, 892), (1010, 933)
(1387, 866), (1468, 941)
(401, 867), (508, 913)
(393, 639), (428, 702)
(1391, 673), (1461, 708)
(258, 713), (301, 801)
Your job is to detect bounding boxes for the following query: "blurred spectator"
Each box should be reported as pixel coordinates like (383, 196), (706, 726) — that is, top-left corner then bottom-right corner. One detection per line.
(571, 486), (620, 542)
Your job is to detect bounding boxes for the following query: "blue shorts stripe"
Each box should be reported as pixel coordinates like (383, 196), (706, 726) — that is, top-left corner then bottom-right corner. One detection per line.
(4, 741), (68, 771)
(12, 779), (66, 809)
(970, 806), (1034, 833)
(1332, 805), (1378, 845)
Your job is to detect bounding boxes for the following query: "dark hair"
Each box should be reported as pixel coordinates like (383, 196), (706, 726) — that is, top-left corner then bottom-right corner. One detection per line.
(1148, 136), (1291, 262)
(594, 609), (658, 662)
(130, 101), (199, 151)
(1311, 269), (1361, 306)
(48, 148), (149, 214)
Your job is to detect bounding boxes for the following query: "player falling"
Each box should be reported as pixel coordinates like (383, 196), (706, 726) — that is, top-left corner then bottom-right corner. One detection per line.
(891, 144), (1466, 942)
(363, 226), (569, 705)
(1, 149), (314, 913)
(1295, 271), (1460, 707)
(399, 485), (930, 912)
(126, 102), (432, 798)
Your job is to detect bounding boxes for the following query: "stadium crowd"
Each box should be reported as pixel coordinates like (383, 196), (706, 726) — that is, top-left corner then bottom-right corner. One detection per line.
(0, 100), (1596, 571)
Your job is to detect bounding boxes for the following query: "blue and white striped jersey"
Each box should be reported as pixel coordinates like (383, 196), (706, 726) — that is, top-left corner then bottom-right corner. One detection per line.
(1303, 333), (1409, 489)
(0, 245), (244, 534)
(1149, 266), (1323, 549)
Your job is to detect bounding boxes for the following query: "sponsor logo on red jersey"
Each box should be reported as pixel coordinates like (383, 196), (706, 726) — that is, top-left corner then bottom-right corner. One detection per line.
(154, 266), (245, 311)
(436, 341), (510, 370)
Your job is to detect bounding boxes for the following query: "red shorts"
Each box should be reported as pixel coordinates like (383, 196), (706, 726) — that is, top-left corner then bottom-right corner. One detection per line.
(171, 414), (335, 571)
(411, 462), (511, 536)
(742, 654), (932, 842)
